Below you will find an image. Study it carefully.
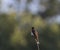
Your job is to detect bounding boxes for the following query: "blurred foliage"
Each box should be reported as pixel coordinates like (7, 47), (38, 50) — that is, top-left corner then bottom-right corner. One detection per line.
(0, 13), (60, 50)
(0, 14), (16, 50)
(39, 0), (59, 18)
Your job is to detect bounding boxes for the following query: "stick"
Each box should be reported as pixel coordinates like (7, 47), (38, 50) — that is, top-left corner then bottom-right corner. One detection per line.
(37, 44), (39, 50)
(37, 41), (40, 50)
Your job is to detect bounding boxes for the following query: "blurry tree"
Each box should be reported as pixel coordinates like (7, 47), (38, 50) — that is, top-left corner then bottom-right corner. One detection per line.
(39, 0), (60, 19)
(0, 13), (60, 50)
(0, 14), (16, 50)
